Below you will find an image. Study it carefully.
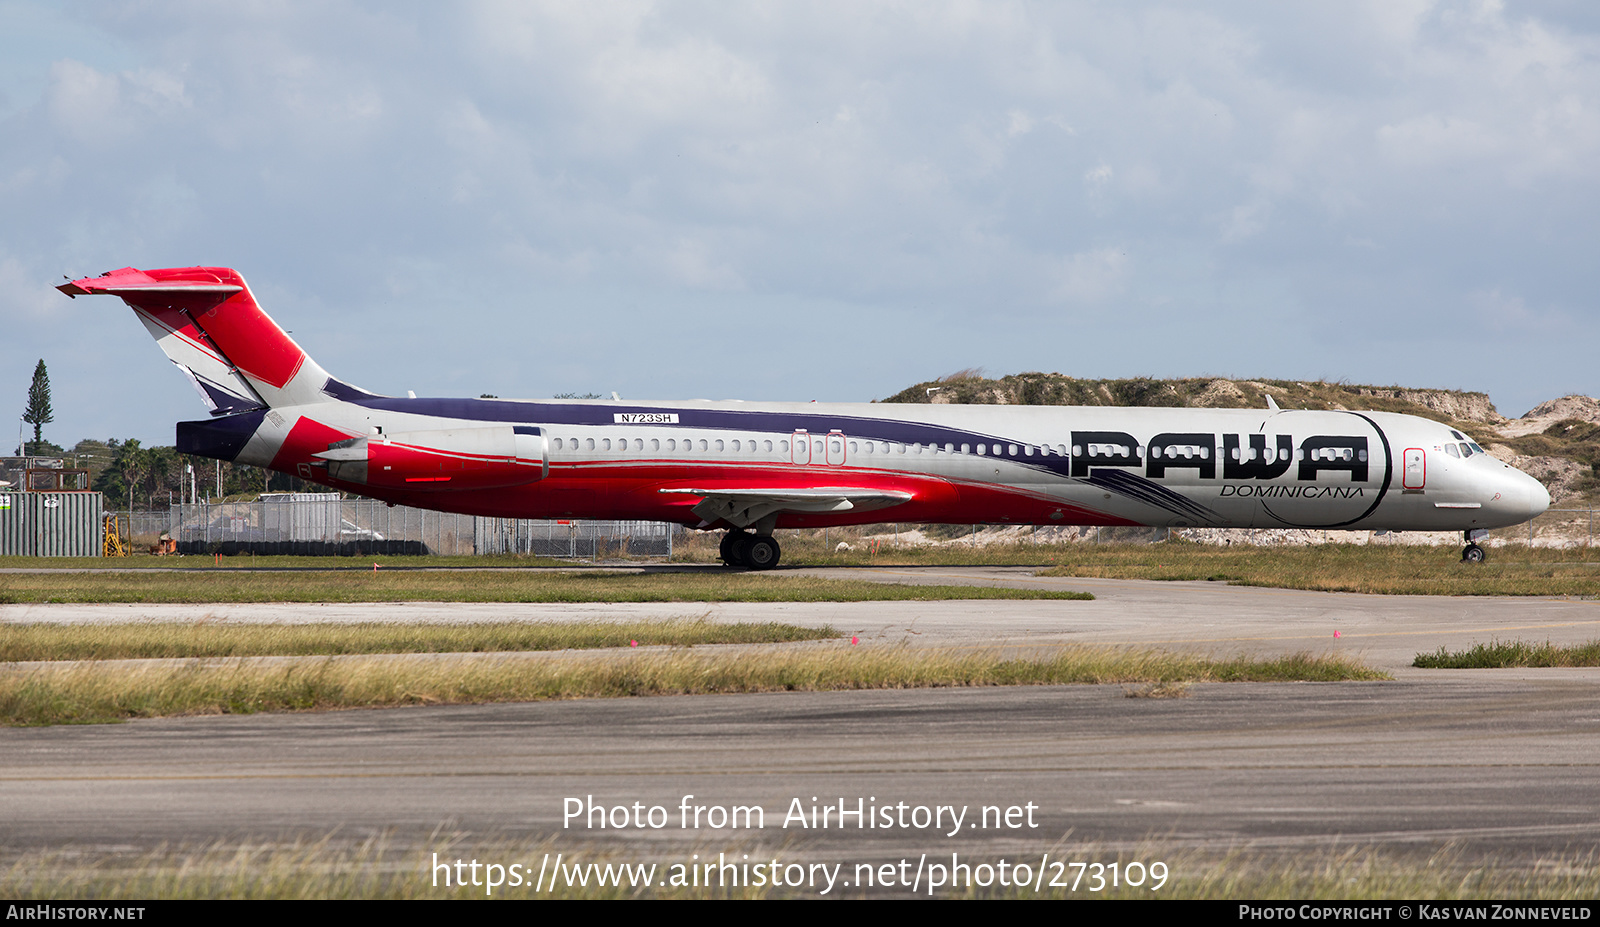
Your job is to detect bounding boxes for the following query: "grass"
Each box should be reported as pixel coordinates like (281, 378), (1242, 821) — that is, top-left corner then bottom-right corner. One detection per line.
(1032, 541), (1600, 596)
(1414, 639), (1600, 668)
(5, 838), (1595, 899)
(1029, 844), (1600, 901)
(0, 554), (578, 570)
(14, 537), (1600, 598)
(0, 620), (838, 662)
(0, 570), (1093, 604)
(0, 646), (1384, 726)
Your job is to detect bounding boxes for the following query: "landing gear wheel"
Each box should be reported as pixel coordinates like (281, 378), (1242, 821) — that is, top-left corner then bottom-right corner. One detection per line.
(730, 534), (756, 567)
(744, 535), (781, 570)
(720, 531), (748, 566)
(1461, 543), (1486, 564)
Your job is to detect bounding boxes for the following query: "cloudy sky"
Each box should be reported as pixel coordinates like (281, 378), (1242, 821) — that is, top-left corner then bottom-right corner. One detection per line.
(3, 1), (1598, 447)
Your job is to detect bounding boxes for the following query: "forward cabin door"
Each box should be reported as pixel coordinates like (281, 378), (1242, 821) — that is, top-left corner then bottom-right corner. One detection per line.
(1403, 448), (1426, 490)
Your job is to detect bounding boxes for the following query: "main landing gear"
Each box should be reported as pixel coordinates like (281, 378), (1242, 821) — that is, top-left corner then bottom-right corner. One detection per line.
(720, 530), (781, 570)
(1461, 529), (1487, 564)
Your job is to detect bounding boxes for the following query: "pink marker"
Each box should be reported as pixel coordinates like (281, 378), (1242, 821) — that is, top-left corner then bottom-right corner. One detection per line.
(1333, 631), (1341, 638)
(630, 640), (638, 647)
(851, 636), (859, 645)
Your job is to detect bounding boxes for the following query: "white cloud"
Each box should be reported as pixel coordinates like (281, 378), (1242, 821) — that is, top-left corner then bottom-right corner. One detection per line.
(1468, 288), (1573, 333)
(45, 59), (122, 139)
(0, 254), (59, 323)
(1052, 247), (1129, 304)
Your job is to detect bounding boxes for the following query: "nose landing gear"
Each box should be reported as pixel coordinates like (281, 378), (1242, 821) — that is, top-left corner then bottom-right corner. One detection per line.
(720, 530), (781, 570)
(1461, 529), (1488, 564)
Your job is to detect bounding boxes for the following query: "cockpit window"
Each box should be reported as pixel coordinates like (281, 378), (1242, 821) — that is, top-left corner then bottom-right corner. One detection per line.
(1459, 443), (1474, 457)
(1468, 443), (1485, 454)
(1444, 444), (1460, 458)
(1450, 430), (1465, 440)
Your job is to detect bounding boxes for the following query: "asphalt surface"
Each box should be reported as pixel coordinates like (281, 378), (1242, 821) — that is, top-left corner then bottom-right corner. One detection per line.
(3, 567), (1599, 879)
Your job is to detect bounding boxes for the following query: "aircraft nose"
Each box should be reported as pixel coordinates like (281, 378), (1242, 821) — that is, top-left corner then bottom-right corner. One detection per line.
(1499, 466), (1551, 521)
(1525, 471), (1552, 519)
(1485, 464), (1550, 524)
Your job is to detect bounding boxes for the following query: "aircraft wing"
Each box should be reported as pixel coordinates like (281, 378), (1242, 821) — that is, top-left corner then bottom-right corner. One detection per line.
(658, 487), (913, 529)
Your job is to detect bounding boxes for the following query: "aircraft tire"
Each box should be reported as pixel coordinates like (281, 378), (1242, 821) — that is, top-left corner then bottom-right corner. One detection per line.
(729, 534), (757, 568)
(720, 531), (746, 566)
(745, 536), (781, 570)
(1461, 543), (1486, 564)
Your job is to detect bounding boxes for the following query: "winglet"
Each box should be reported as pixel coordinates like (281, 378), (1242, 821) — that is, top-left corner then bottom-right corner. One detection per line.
(1264, 393), (1280, 412)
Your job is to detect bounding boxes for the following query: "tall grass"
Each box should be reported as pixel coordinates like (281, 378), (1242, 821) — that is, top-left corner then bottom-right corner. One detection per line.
(0, 646), (1385, 726)
(0, 570), (1093, 604)
(1414, 639), (1600, 668)
(5, 838), (1594, 899)
(0, 620), (837, 662)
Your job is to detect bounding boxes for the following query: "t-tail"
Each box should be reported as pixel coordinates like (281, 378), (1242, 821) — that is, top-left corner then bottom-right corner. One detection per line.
(59, 266), (362, 465)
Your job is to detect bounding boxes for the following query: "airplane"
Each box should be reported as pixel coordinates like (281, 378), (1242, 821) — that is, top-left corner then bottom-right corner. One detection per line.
(60, 264), (1551, 568)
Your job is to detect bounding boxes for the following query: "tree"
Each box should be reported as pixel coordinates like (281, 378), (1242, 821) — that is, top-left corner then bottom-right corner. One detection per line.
(22, 359), (53, 453)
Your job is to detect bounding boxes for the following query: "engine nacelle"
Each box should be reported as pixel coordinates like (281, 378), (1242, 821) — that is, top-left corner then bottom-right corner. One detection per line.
(313, 425), (546, 491)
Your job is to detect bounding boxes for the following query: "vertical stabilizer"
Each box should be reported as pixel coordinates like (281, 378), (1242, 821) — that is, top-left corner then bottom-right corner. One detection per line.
(59, 266), (348, 409)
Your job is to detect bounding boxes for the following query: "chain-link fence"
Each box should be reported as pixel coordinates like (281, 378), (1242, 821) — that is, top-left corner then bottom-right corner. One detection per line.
(1484, 507), (1598, 548)
(475, 517), (674, 558)
(111, 493), (677, 557)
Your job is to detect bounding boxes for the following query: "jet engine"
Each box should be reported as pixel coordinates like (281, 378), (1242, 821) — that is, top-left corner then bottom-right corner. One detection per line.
(312, 425), (546, 491)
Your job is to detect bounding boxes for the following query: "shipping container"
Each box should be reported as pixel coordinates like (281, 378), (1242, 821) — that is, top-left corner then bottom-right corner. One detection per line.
(0, 492), (105, 557)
